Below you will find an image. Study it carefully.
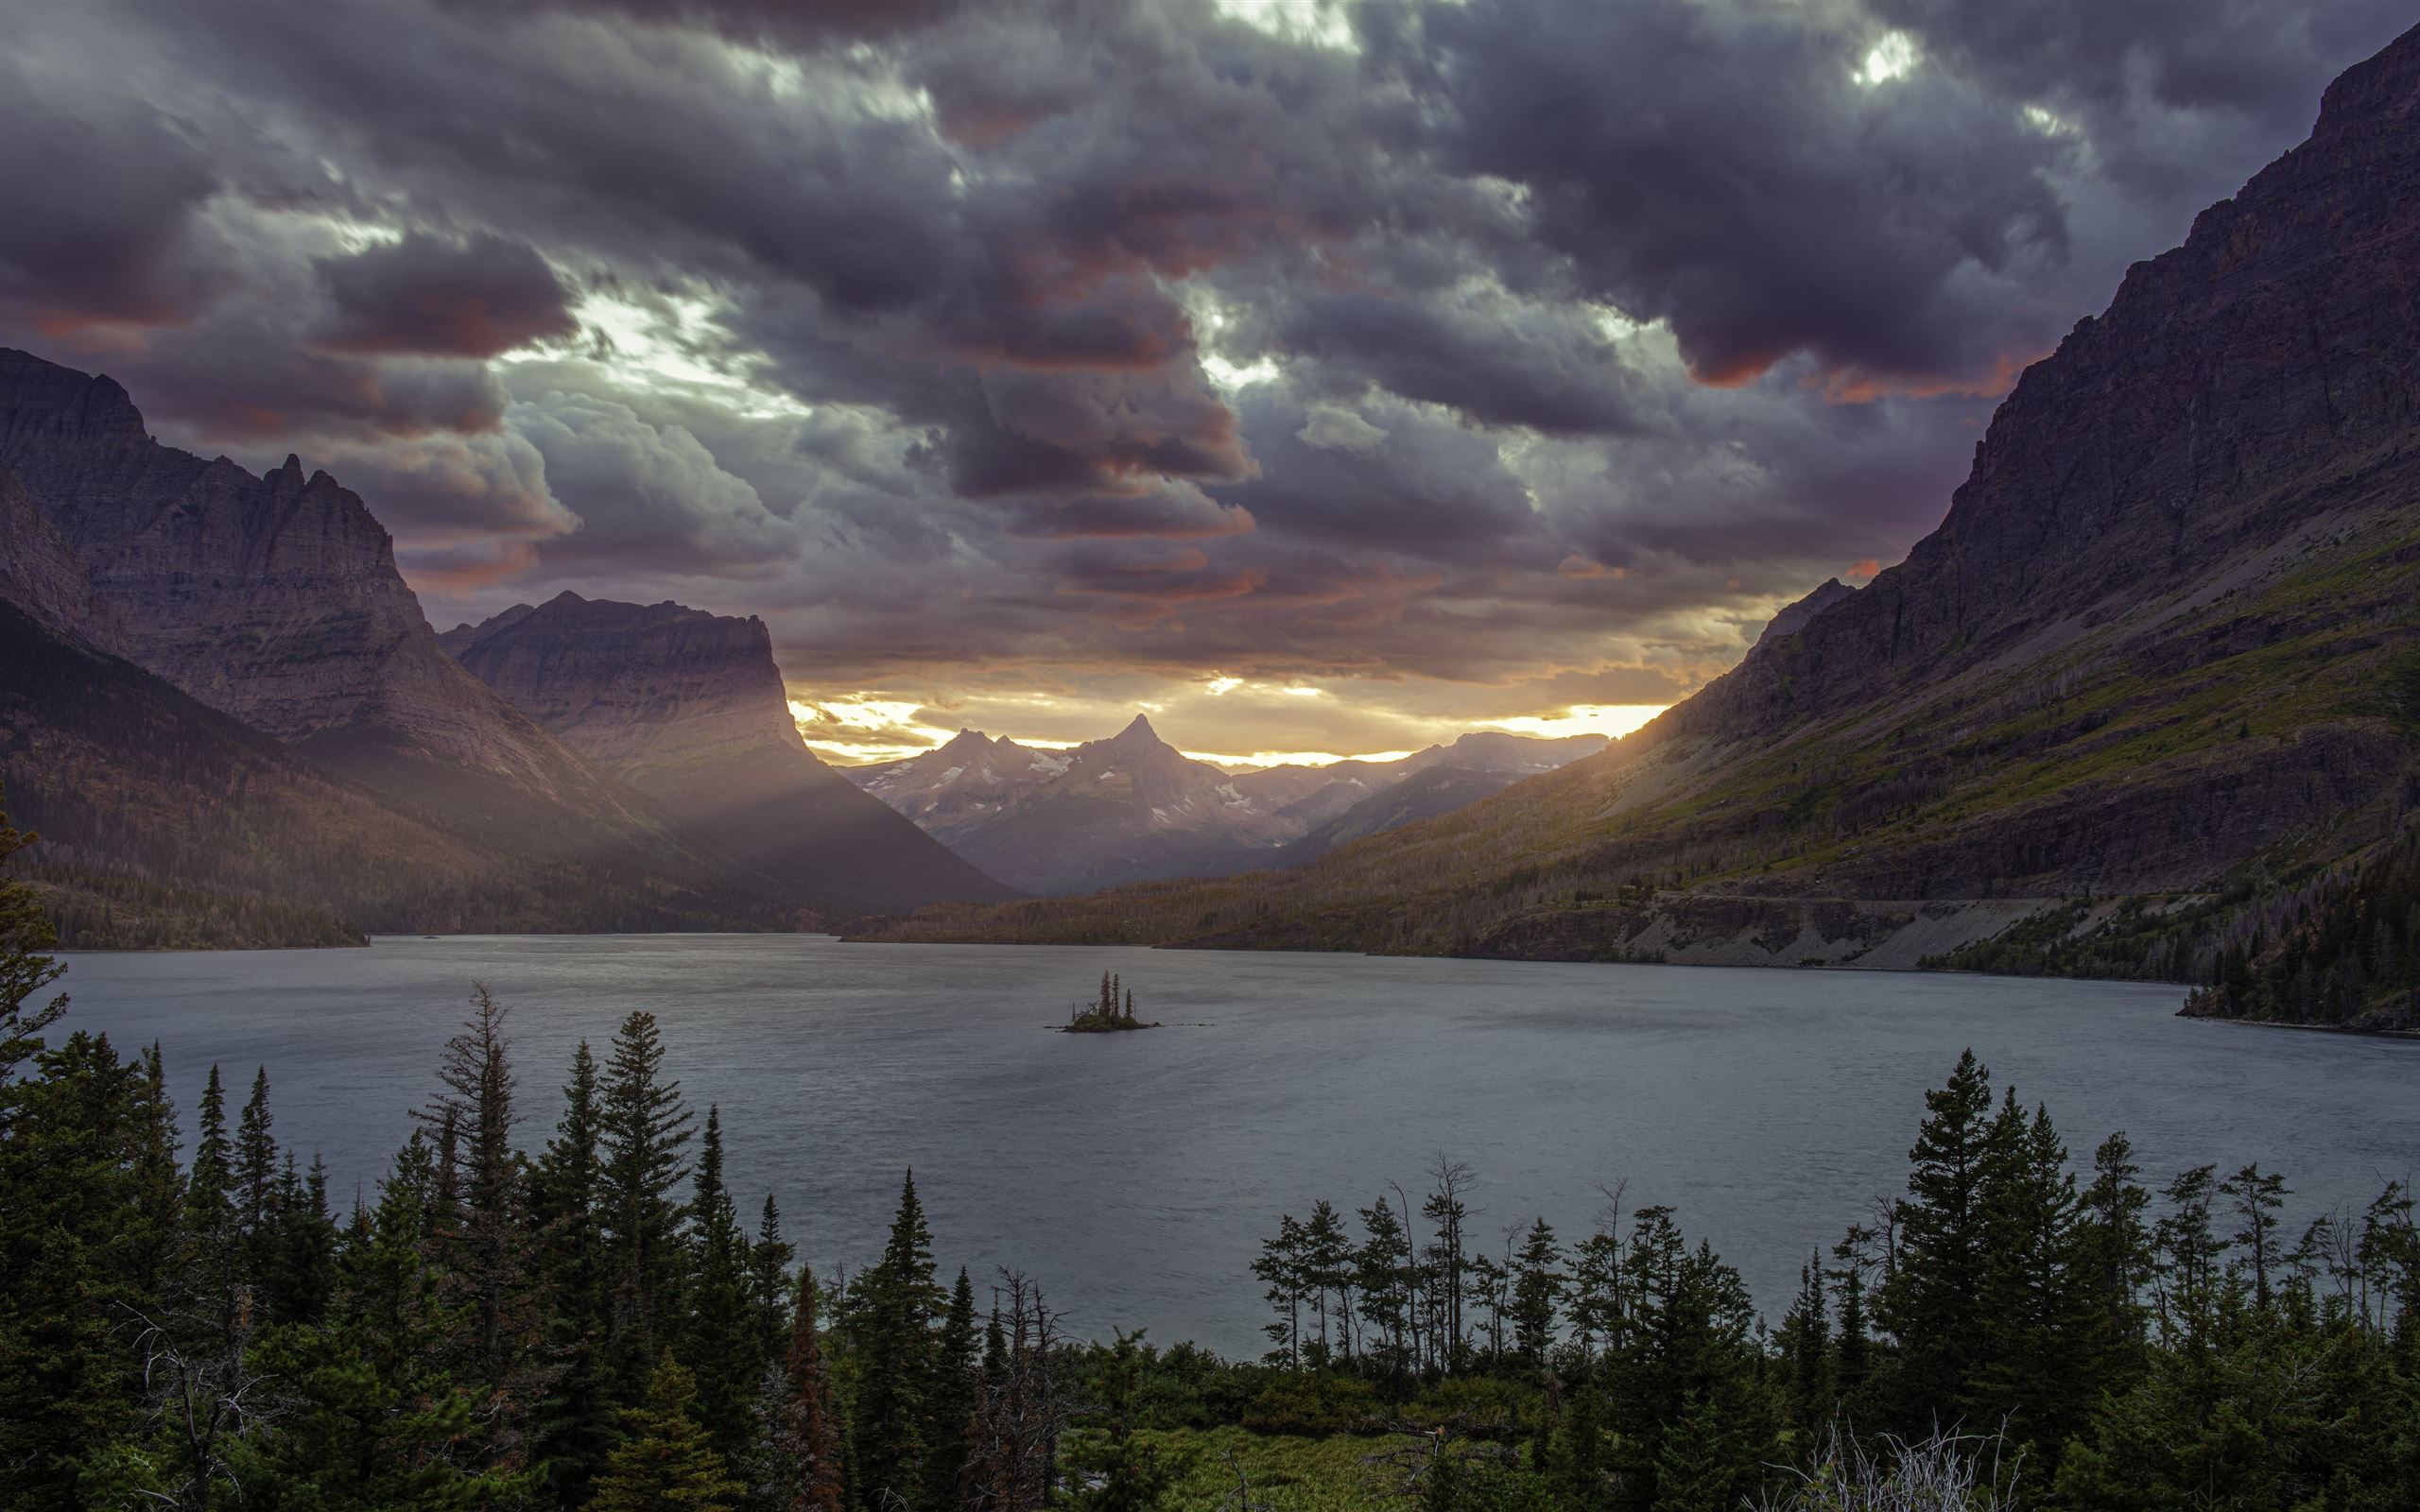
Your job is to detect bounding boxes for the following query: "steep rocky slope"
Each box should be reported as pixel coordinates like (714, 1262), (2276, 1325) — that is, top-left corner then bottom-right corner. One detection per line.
(446, 593), (1013, 915)
(0, 352), (814, 943)
(0, 350), (656, 822)
(857, 26), (2420, 1019)
(0, 601), (775, 946)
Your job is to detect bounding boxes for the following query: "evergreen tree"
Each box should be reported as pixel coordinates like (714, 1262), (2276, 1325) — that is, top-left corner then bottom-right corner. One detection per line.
(762, 1267), (847, 1512)
(928, 1266), (981, 1509)
(1779, 1254), (1831, 1441)
(1300, 1200), (1356, 1367)
(233, 1065), (280, 1291)
(683, 1105), (760, 1469)
(1876, 1049), (1996, 1430)
(751, 1194), (797, 1366)
(1253, 1213), (1309, 1367)
(854, 1170), (945, 1511)
(1648, 1392), (1731, 1512)
(2072, 1131), (2153, 1388)
(592, 1352), (746, 1512)
(531, 1040), (615, 1507)
(1973, 1094), (2086, 1461)
(1510, 1217), (1564, 1376)
(184, 1063), (242, 1344)
(2221, 1162), (2290, 1310)
(417, 984), (527, 1385)
(601, 1010), (696, 1397)
(1065, 1330), (1180, 1512)
(1355, 1195), (1415, 1390)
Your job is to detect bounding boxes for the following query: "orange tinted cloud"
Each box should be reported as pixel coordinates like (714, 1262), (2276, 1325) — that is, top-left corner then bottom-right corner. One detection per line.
(1815, 349), (2046, 404)
(1558, 553), (1630, 580)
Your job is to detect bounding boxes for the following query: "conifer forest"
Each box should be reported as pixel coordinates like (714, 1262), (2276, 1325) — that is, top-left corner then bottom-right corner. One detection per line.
(5, 801), (2418, 1511)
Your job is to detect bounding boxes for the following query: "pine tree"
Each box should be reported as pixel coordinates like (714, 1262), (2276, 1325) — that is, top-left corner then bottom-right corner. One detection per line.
(233, 1065), (280, 1292)
(531, 1040), (615, 1507)
(185, 1063), (242, 1344)
(601, 1010), (696, 1397)
(762, 1267), (847, 1512)
(1780, 1255), (1831, 1440)
(2073, 1131), (2153, 1386)
(928, 1266), (981, 1508)
(752, 1194), (797, 1366)
(417, 983), (527, 1388)
(1301, 1200), (1357, 1367)
(592, 1352), (746, 1512)
(1648, 1392), (1730, 1512)
(854, 1170), (945, 1511)
(2221, 1162), (2290, 1310)
(684, 1105), (760, 1469)
(1510, 1217), (1564, 1375)
(1876, 1049), (1996, 1430)
(1064, 1330), (1179, 1512)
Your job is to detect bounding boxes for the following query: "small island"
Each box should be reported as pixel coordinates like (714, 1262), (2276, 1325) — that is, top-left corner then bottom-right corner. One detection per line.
(1063, 971), (1159, 1032)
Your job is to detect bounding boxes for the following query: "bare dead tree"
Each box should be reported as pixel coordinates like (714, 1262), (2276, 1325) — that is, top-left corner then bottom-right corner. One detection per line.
(114, 1295), (292, 1511)
(962, 1271), (1072, 1512)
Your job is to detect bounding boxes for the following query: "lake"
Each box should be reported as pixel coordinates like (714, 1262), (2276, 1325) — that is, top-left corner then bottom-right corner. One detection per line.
(48, 935), (2418, 1356)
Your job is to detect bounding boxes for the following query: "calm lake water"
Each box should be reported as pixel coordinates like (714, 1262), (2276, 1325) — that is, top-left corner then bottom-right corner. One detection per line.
(48, 936), (2418, 1355)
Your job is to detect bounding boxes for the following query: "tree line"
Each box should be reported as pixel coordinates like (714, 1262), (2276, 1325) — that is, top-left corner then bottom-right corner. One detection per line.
(4, 790), (2416, 1511)
(1244, 1051), (2419, 1507)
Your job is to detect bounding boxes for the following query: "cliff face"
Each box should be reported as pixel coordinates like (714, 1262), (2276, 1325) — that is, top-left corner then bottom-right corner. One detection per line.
(0, 349), (642, 818)
(861, 25), (2420, 1005)
(448, 593), (1015, 915)
(447, 593), (807, 780)
(1676, 34), (2420, 740)
(0, 464), (95, 636)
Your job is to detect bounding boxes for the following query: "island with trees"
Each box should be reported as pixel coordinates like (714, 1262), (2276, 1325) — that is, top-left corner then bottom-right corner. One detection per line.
(1063, 971), (1158, 1033)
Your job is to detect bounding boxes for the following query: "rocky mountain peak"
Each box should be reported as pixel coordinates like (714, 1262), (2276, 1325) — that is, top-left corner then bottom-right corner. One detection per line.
(451, 592), (802, 778)
(1751, 577), (1856, 651)
(1103, 713), (1167, 750)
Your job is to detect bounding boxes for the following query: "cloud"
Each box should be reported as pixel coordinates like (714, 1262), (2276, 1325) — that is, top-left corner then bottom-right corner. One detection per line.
(315, 231), (579, 357)
(0, 65), (225, 331)
(507, 388), (798, 570)
(0, 0), (2403, 755)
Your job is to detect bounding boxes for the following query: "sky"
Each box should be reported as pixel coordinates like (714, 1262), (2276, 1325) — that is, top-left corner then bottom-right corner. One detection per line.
(2, 0), (2409, 766)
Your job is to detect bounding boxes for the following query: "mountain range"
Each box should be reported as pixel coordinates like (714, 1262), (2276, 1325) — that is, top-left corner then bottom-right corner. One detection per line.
(855, 29), (2420, 1031)
(0, 350), (1009, 944)
(847, 719), (1604, 894)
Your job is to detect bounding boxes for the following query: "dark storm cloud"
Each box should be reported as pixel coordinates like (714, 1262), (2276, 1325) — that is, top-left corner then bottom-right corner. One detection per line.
(1266, 284), (1658, 437)
(1398, 0), (2070, 387)
(0, 0), (2405, 732)
(315, 232), (579, 358)
(0, 67), (224, 330)
(1218, 387), (1538, 561)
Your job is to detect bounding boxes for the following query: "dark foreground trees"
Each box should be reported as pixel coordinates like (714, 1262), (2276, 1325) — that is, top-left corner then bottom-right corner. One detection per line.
(1, 793), (2413, 1511)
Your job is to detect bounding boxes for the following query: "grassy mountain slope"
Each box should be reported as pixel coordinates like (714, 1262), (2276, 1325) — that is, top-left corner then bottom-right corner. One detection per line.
(856, 27), (2420, 1023)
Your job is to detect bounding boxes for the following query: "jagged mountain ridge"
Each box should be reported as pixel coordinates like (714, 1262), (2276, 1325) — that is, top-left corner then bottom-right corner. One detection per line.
(0, 350), (641, 818)
(854, 24), (2420, 995)
(0, 350), (979, 941)
(444, 593), (1014, 915)
(850, 718), (1605, 894)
